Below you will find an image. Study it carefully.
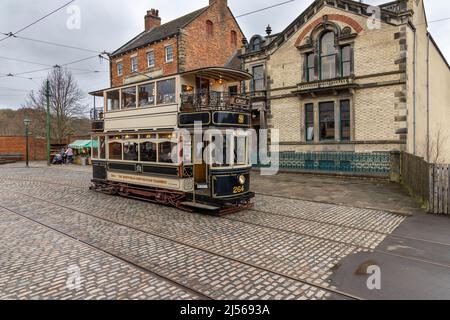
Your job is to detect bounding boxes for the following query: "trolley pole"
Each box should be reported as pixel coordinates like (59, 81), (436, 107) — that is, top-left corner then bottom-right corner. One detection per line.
(46, 79), (51, 166)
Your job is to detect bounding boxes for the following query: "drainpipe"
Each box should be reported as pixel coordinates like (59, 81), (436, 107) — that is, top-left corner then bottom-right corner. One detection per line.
(412, 25), (417, 155)
(426, 33), (430, 162)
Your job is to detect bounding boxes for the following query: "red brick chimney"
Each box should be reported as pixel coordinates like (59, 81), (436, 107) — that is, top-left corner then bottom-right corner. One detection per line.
(209, 0), (227, 17)
(145, 9), (161, 31)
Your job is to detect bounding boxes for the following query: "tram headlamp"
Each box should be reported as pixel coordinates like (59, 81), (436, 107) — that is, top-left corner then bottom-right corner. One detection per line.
(238, 175), (246, 185)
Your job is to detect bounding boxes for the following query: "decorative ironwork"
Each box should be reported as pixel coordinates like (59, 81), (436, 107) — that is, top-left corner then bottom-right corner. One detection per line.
(180, 90), (251, 112)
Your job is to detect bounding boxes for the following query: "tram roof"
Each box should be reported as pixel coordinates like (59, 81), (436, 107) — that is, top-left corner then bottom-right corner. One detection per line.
(89, 67), (252, 97)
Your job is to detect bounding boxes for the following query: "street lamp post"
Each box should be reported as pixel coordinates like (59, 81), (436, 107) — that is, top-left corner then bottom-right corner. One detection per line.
(23, 118), (31, 168)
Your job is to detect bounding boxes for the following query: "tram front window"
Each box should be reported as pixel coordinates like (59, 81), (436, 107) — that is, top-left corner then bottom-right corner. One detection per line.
(123, 142), (138, 161)
(109, 142), (122, 160)
(140, 142), (157, 162)
(234, 136), (247, 165)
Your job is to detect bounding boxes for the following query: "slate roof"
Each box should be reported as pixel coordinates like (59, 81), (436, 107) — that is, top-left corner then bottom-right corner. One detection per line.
(112, 6), (208, 57)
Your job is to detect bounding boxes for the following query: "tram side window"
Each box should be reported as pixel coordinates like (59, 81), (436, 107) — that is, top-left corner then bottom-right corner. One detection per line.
(157, 79), (176, 105)
(138, 83), (155, 107)
(140, 142), (157, 162)
(123, 142), (138, 161)
(159, 141), (177, 163)
(109, 141), (122, 160)
(107, 91), (120, 111)
(122, 87), (137, 109)
(99, 136), (106, 159)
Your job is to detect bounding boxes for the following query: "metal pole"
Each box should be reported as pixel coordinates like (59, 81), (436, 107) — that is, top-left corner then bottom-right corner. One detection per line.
(25, 124), (29, 168)
(46, 79), (51, 166)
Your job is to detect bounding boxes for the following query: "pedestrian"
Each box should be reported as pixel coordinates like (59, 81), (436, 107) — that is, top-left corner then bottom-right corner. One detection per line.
(65, 147), (74, 164)
(60, 147), (66, 164)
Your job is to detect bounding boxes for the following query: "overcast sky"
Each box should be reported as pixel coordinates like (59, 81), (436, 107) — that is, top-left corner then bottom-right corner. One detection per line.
(0, 0), (449, 111)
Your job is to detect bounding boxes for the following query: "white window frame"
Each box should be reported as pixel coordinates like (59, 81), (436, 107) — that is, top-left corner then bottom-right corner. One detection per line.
(117, 62), (123, 76)
(165, 45), (174, 63)
(147, 50), (155, 68)
(131, 56), (138, 72)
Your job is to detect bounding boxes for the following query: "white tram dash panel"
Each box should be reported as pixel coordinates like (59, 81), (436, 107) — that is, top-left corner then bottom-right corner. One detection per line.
(107, 172), (193, 191)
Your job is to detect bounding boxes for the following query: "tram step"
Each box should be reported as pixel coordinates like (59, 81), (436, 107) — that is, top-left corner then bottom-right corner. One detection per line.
(180, 201), (220, 211)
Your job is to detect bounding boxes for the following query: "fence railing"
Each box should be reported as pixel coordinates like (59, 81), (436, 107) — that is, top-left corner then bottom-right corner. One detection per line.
(400, 152), (450, 215)
(429, 164), (450, 214)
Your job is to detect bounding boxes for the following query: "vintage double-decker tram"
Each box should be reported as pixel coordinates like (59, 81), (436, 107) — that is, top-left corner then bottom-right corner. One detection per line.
(89, 67), (255, 214)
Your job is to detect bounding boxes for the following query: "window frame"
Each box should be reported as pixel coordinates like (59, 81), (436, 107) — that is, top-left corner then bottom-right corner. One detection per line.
(130, 56), (138, 73)
(319, 31), (336, 80)
(319, 101), (336, 141)
(230, 30), (237, 46)
(165, 45), (174, 63)
(116, 62), (123, 76)
(305, 103), (315, 142)
(341, 45), (352, 78)
(206, 20), (214, 35)
(252, 65), (265, 92)
(340, 99), (351, 141)
(147, 50), (155, 68)
(306, 53), (315, 82)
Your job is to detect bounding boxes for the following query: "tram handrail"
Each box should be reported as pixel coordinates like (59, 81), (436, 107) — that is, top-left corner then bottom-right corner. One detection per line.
(180, 91), (251, 112)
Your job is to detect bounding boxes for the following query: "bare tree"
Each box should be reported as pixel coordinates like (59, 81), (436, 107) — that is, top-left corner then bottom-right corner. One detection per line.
(429, 127), (449, 164)
(25, 68), (87, 143)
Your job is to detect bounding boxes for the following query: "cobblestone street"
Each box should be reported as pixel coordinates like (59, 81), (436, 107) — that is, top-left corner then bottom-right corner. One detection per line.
(0, 162), (435, 300)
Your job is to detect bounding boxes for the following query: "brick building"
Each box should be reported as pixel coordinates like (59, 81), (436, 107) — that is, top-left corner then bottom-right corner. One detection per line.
(241, 0), (450, 167)
(91, 0), (248, 132)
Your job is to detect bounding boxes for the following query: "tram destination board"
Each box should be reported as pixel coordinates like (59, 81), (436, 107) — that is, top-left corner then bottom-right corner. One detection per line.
(178, 111), (250, 127)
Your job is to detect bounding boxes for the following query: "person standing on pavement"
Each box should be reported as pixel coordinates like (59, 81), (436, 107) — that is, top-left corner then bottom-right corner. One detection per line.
(60, 147), (66, 164)
(65, 147), (74, 164)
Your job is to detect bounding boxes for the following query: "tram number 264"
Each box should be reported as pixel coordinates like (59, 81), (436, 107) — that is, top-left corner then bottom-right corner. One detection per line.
(233, 186), (245, 194)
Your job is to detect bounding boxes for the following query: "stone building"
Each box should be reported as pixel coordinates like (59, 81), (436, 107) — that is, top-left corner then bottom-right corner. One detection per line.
(241, 0), (450, 167)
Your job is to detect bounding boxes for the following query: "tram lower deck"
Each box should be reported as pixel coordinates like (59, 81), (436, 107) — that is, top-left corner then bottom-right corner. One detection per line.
(90, 110), (256, 214)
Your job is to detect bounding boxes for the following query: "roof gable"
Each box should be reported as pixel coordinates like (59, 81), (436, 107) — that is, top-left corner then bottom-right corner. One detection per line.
(112, 6), (208, 57)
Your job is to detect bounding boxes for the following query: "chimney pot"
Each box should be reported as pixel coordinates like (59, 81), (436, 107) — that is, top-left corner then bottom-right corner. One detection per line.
(145, 8), (161, 31)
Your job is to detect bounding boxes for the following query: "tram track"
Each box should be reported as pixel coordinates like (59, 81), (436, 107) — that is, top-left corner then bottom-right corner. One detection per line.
(2, 176), (448, 248)
(2, 176), (449, 292)
(0, 203), (212, 300)
(0, 187), (363, 300)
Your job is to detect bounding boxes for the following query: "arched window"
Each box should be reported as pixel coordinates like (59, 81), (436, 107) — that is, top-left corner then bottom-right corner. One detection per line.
(251, 37), (261, 51)
(231, 30), (237, 46)
(206, 20), (213, 35)
(320, 31), (336, 80)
